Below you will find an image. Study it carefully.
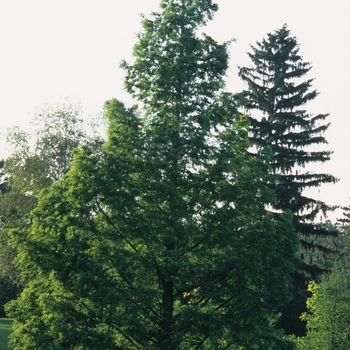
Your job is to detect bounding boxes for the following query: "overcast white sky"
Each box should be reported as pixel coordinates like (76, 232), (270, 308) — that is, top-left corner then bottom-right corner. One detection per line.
(0, 0), (349, 217)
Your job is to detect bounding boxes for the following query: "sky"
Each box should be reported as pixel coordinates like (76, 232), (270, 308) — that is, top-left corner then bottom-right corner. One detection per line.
(0, 0), (349, 219)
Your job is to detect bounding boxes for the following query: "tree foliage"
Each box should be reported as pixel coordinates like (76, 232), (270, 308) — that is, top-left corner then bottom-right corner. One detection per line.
(334, 202), (350, 268)
(238, 25), (337, 336)
(4, 99), (102, 192)
(7, 1), (298, 349)
(0, 161), (23, 317)
(0, 100), (102, 317)
(238, 25), (337, 268)
(299, 264), (350, 350)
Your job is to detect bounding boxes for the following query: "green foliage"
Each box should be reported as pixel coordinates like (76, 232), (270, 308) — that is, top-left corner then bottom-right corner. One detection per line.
(337, 204), (350, 239)
(238, 25), (337, 336)
(0, 100), (103, 318)
(334, 202), (350, 269)
(238, 24), (337, 262)
(5, 100), (92, 191)
(7, 1), (298, 349)
(7, 102), (298, 349)
(0, 161), (23, 318)
(299, 264), (350, 350)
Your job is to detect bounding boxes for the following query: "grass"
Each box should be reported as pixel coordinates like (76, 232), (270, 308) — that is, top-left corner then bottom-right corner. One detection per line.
(0, 318), (12, 350)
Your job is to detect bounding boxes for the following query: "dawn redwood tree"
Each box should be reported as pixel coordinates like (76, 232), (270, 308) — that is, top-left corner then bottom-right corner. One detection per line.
(238, 25), (338, 336)
(7, 2), (298, 349)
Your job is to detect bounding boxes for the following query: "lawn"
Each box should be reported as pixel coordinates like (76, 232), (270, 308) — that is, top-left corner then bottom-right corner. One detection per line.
(0, 318), (12, 350)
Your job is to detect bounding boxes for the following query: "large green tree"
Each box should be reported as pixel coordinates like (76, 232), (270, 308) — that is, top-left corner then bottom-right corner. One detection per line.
(7, 1), (298, 349)
(238, 25), (337, 263)
(238, 25), (337, 335)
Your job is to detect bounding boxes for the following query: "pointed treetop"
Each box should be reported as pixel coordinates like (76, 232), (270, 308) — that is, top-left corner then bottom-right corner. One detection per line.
(246, 24), (311, 86)
(121, 0), (228, 124)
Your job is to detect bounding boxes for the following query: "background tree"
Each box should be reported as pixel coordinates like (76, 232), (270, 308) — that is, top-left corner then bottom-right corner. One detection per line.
(0, 160), (22, 317)
(238, 25), (338, 335)
(0, 100), (104, 317)
(7, 1), (299, 349)
(334, 202), (350, 267)
(4, 99), (105, 190)
(299, 264), (350, 350)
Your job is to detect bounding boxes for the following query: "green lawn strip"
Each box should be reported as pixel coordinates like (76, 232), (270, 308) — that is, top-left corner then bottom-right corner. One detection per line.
(0, 318), (12, 350)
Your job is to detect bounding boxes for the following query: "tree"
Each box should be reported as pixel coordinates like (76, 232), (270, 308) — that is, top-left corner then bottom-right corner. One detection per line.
(4, 99), (104, 192)
(0, 100), (103, 316)
(299, 264), (350, 350)
(7, 1), (299, 349)
(0, 160), (8, 195)
(0, 160), (22, 317)
(238, 25), (337, 335)
(334, 202), (350, 268)
(238, 24), (337, 267)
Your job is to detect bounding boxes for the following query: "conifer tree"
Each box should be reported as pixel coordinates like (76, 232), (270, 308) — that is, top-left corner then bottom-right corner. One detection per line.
(239, 25), (337, 260)
(7, 2), (298, 349)
(337, 203), (350, 234)
(335, 203), (350, 267)
(238, 25), (337, 335)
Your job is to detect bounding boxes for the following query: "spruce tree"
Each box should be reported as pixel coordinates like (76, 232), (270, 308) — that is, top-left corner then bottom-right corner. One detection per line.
(238, 25), (337, 335)
(7, 2), (298, 349)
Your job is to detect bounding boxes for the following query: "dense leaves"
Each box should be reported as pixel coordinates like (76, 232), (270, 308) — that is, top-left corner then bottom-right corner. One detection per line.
(0, 101), (103, 317)
(299, 264), (350, 349)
